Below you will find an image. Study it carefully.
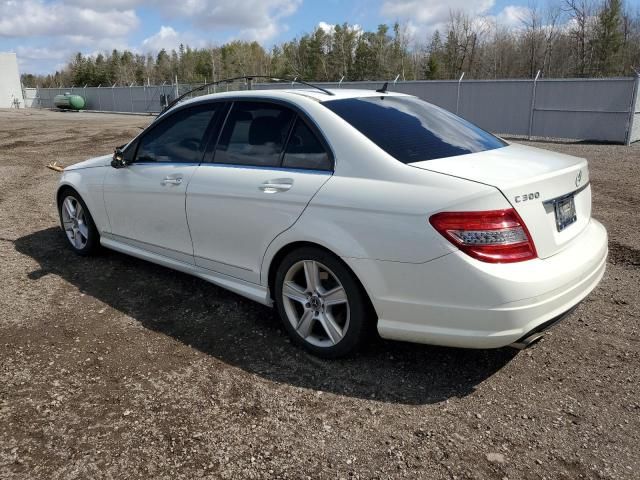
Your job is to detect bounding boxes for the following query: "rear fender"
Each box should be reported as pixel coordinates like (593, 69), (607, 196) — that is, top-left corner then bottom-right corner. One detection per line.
(260, 171), (512, 285)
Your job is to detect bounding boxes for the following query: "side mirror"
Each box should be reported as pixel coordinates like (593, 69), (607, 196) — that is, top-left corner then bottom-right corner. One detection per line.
(111, 146), (128, 169)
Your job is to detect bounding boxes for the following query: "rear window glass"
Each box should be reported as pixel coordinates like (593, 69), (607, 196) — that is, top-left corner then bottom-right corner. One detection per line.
(214, 102), (294, 167)
(282, 119), (332, 171)
(322, 96), (506, 163)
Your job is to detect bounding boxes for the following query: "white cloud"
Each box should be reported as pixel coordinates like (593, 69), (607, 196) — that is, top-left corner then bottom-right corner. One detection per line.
(379, 1), (543, 42)
(318, 21), (334, 34)
(159, 0), (302, 42)
(14, 45), (70, 76)
(496, 5), (532, 28)
(236, 22), (281, 43)
(15, 35), (133, 75)
(0, 0), (138, 38)
(317, 21), (363, 36)
(4, 0), (300, 73)
(16, 45), (67, 63)
(381, 0), (495, 27)
(142, 26), (182, 52)
(0, 0), (138, 73)
(140, 25), (211, 53)
(63, 0), (144, 9)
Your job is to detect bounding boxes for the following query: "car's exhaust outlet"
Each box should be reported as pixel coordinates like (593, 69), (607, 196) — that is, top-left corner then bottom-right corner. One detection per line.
(509, 332), (545, 350)
(509, 305), (580, 350)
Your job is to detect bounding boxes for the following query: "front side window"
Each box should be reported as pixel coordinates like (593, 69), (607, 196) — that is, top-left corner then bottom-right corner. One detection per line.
(135, 104), (217, 163)
(323, 96), (506, 163)
(282, 119), (332, 171)
(214, 102), (295, 167)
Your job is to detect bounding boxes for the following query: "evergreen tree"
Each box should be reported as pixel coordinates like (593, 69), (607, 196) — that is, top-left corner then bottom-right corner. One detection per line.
(593, 0), (623, 76)
(19, 10), (640, 86)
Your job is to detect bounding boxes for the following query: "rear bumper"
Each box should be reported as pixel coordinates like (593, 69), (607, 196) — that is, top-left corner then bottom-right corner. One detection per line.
(346, 218), (608, 349)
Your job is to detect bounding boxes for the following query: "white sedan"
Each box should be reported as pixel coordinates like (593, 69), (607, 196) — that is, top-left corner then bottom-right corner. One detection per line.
(57, 87), (608, 357)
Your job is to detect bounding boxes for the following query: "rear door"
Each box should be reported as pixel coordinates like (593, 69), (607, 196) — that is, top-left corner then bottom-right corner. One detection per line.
(186, 100), (333, 283)
(103, 103), (223, 263)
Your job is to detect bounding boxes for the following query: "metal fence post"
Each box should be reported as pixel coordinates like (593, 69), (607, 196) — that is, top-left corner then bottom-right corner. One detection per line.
(97, 85), (102, 111)
(625, 72), (640, 146)
(528, 70), (541, 140)
(129, 83), (134, 113)
(456, 72), (465, 115)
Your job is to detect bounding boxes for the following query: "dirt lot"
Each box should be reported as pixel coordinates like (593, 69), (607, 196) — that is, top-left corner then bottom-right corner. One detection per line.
(0, 108), (638, 479)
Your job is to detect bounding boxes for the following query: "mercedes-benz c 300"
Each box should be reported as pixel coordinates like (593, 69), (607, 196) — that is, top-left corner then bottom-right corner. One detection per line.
(56, 85), (607, 357)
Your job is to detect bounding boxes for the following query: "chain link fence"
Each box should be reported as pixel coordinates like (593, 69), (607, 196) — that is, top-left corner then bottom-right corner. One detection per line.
(23, 80), (254, 114)
(23, 76), (640, 144)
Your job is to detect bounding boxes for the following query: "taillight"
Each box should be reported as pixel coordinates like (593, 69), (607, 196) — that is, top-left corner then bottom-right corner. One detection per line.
(429, 209), (537, 263)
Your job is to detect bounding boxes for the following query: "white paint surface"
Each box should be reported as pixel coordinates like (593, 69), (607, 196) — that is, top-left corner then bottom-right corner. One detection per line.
(0, 53), (24, 108)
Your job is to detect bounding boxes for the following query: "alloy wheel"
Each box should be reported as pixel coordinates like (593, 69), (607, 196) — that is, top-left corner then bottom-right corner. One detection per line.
(61, 195), (89, 250)
(281, 260), (350, 348)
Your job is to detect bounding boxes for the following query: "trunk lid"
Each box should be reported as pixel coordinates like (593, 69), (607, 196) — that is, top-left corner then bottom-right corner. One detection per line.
(411, 143), (591, 259)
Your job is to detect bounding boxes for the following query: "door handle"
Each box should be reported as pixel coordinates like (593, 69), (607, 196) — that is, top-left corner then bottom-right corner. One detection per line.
(259, 178), (293, 193)
(161, 176), (183, 186)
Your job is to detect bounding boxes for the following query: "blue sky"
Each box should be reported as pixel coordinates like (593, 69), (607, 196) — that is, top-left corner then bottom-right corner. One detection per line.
(1, 0), (638, 75)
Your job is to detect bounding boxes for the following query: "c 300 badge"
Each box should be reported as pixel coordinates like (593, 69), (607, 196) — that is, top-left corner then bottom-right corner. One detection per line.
(514, 192), (540, 203)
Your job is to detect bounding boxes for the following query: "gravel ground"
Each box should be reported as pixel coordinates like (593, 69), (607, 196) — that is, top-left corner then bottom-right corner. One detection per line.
(0, 108), (638, 479)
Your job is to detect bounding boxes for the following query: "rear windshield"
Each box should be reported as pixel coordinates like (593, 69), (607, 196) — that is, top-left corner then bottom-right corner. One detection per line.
(322, 96), (506, 163)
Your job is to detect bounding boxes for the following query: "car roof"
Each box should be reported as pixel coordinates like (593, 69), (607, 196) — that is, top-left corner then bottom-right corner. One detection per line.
(177, 88), (410, 108)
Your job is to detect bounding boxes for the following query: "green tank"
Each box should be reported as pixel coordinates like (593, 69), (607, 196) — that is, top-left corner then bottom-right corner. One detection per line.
(54, 93), (86, 110)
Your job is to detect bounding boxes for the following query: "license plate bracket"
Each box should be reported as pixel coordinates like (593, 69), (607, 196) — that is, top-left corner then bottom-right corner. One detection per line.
(553, 194), (577, 232)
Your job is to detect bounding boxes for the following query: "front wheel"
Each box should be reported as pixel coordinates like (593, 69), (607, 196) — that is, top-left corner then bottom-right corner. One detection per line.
(274, 247), (372, 358)
(58, 189), (100, 255)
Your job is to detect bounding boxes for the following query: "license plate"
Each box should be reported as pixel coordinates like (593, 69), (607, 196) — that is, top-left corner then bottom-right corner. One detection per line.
(553, 195), (577, 232)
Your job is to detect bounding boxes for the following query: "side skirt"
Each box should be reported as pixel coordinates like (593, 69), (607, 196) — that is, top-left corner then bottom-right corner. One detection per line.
(100, 235), (272, 307)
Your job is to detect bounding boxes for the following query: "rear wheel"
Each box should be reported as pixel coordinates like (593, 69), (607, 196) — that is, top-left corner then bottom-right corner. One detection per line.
(58, 189), (99, 255)
(274, 247), (371, 358)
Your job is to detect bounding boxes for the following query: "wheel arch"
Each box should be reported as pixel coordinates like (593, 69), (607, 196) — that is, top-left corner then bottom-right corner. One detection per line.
(56, 168), (111, 234)
(56, 182), (79, 206)
(56, 182), (104, 235)
(56, 183), (93, 217)
(265, 240), (379, 319)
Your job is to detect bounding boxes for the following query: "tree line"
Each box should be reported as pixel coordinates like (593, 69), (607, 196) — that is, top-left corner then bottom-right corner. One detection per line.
(21, 0), (640, 88)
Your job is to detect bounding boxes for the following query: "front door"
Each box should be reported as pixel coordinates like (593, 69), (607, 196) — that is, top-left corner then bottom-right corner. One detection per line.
(186, 101), (334, 283)
(104, 103), (222, 263)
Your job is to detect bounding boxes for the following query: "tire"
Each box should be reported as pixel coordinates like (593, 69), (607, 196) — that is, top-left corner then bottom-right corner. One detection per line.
(57, 188), (100, 256)
(274, 246), (372, 358)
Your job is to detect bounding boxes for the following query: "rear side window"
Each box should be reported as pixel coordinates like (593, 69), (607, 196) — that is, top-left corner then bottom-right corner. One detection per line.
(323, 96), (506, 163)
(135, 104), (217, 163)
(214, 102), (295, 167)
(282, 119), (331, 171)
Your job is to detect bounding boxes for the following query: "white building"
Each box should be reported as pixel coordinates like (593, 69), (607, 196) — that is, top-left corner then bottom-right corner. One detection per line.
(0, 53), (24, 108)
